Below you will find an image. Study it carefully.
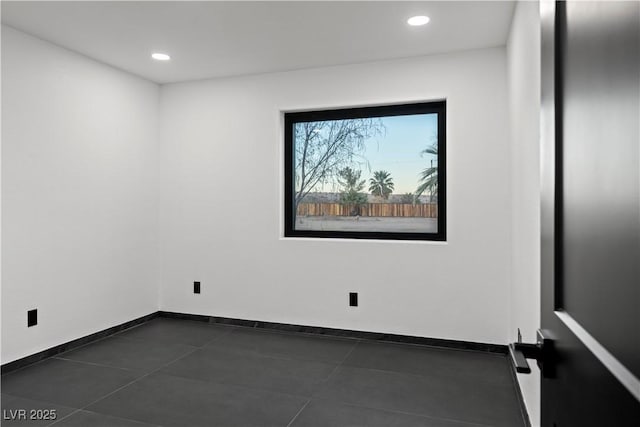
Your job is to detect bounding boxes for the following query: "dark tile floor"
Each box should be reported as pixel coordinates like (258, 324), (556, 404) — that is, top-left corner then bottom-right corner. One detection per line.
(1, 318), (526, 427)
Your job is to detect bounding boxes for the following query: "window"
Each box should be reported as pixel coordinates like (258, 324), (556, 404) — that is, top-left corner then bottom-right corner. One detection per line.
(284, 101), (446, 241)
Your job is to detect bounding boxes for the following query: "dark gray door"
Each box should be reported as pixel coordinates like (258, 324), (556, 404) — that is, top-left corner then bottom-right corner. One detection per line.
(540, 1), (640, 425)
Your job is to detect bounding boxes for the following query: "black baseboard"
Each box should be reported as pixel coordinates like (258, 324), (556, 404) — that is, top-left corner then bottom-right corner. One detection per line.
(1, 312), (158, 375)
(2, 310), (508, 375)
(158, 311), (508, 354)
(508, 357), (533, 427)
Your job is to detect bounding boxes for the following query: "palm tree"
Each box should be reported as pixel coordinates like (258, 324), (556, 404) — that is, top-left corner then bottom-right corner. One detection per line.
(369, 170), (395, 199)
(415, 144), (438, 202)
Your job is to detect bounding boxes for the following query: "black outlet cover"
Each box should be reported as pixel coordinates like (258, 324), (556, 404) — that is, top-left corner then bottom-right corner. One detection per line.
(349, 292), (358, 307)
(27, 309), (37, 327)
(194, 281), (201, 294)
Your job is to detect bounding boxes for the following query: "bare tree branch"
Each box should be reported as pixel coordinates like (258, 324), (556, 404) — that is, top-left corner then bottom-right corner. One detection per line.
(294, 118), (384, 209)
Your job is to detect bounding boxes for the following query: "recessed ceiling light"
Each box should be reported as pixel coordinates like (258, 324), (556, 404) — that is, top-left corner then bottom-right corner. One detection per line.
(407, 15), (430, 26)
(151, 53), (171, 61)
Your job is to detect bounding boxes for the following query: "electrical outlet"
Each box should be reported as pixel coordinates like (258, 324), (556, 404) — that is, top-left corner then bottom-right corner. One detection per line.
(194, 281), (201, 294)
(27, 309), (37, 327)
(349, 292), (358, 307)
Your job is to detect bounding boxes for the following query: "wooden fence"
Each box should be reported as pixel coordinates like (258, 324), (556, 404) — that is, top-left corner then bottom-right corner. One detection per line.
(296, 203), (438, 218)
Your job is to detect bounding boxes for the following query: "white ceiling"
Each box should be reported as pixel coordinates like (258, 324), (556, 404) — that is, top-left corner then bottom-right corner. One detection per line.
(1, 1), (516, 84)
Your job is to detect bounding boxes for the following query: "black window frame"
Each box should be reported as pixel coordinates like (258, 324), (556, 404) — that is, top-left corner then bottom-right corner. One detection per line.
(284, 100), (446, 241)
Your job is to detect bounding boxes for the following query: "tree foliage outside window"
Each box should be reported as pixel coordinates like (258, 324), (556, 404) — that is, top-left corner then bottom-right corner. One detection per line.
(415, 143), (438, 202)
(337, 167), (368, 211)
(293, 119), (383, 209)
(369, 170), (395, 199)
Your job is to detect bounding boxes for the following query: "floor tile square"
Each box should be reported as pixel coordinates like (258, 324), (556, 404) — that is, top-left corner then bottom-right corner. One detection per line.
(58, 336), (195, 372)
(114, 318), (230, 347)
(345, 341), (512, 386)
(161, 346), (336, 397)
(210, 328), (356, 363)
(291, 399), (488, 427)
(314, 366), (524, 427)
(87, 372), (308, 427)
(1, 358), (142, 408)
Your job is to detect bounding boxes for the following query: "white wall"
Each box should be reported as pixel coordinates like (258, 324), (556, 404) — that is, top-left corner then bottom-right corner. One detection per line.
(507, 2), (542, 426)
(159, 48), (512, 345)
(1, 26), (160, 363)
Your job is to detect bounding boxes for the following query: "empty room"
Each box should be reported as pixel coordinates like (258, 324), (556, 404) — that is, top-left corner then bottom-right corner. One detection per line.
(1, 1), (638, 426)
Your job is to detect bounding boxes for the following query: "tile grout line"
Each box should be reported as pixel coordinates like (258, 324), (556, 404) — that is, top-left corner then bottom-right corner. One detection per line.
(46, 324), (231, 377)
(283, 338), (361, 427)
(199, 326), (237, 347)
(44, 408), (80, 425)
(320, 339), (360, 386)
(0, 357), (53, 379)
(2, 317), (160, 378)
(50, 356), (156, 371)
(310, 397), (497, 427)
(47, 343), (205, 427)
(43, 321), (235, 422)
(312, 339), (360, 396)
(284, 398), (312, 427)
(68, 324), (336, 402)
(199, 325), (364, 368)
(308, 340), (511, 427)
(78, 326), (235, 407)
(43, 325), (229, 380)
(209, 328), (510, 388)
(321, 358), (513, 389)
